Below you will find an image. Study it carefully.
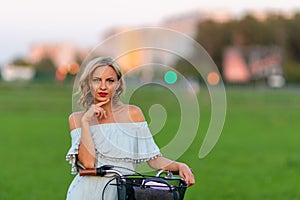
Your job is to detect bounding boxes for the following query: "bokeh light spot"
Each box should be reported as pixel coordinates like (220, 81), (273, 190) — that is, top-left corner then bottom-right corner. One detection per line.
(164, 71), (177, 84)
(207, 72), (220, 85)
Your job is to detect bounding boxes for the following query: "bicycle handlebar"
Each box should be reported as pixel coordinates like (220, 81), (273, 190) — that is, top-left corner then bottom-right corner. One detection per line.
(79, 165), (189, 179)
(79, 168), (98, 176)
(79, 165), (115, 176)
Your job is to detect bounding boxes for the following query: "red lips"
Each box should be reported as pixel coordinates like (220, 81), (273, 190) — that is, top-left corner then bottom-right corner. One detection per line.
(99, 92), (107, 97)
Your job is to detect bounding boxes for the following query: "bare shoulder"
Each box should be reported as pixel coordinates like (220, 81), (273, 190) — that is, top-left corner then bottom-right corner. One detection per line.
(68, 111), (84, 131)
(125, 105), (145, 123)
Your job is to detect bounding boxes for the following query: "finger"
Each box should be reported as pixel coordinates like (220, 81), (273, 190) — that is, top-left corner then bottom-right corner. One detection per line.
(98, 108), (105, 118)
(95, 107), (102, 116)
(188, 178), (195, 186)
(96, 107), (103, 112)
(96, 98), (110, 107)
(99, 111), (104, 119)
(187, 173), (195, 186)
(94, 109), (100, 117)
(180, 172), (188, 183)
(181, 170), (194, 186)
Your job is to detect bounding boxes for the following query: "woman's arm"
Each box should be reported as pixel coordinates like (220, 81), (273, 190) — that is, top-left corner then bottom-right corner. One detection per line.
(68, 112), (96, 169)
(78, 117), (96, 169)
(129, 105), (195, 186)
(69, 100), (109, 169)
(148, 157), (195, 186)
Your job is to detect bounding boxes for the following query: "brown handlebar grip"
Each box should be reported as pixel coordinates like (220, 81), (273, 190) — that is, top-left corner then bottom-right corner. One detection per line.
(79, 169), (97, 176)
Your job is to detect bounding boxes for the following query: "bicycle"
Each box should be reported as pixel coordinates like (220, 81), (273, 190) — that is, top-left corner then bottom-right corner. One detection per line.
(80, 165), (188, 200)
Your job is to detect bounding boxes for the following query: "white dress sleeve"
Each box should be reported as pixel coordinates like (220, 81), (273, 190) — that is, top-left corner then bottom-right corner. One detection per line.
(65, 129), (82, 174)
(131, 122), (162, 161)
(65, 122), (162, 174)
(92, 122), (162, 163)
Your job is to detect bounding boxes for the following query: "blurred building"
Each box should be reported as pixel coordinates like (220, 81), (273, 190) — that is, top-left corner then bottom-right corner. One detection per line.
(99, 27), (151, 72)
(29, 42), (78, 67)
(1, 65), (35, 81)
(223, 46), (285, 87)
(99, 9), (233, 75)
(161, 10), (233, 36)
(28, 42), (88, 81)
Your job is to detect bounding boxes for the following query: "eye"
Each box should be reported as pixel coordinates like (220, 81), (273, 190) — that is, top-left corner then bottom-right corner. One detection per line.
(92, 78), (100, 83)
(108, 79), (115, 83)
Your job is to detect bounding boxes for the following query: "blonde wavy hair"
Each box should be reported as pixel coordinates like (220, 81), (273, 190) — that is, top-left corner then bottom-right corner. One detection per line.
(77, 57), (124, 109)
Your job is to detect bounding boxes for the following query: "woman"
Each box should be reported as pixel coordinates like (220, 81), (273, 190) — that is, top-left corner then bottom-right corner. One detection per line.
(66, 57), (194, 199)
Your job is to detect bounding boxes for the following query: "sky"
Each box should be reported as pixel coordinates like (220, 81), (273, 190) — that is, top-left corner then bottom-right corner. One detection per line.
(1, 0), (300, 65)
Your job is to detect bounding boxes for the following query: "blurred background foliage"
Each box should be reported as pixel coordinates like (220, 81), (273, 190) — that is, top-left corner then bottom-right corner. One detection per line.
(194, 12), (300, 83)
(2, 12), (300, 84)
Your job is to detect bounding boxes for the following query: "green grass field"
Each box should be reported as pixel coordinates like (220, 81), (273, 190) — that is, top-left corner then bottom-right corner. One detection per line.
(0, 82), (299, 199)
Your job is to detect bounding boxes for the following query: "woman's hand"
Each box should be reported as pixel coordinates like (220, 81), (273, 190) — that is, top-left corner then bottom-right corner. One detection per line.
(147, 157), (195, 186)
(82, 99), (109, 122)
(178, 163), (195, 186)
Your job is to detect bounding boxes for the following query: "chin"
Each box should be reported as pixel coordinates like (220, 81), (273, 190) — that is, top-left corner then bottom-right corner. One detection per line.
(98, 97), (110, 102)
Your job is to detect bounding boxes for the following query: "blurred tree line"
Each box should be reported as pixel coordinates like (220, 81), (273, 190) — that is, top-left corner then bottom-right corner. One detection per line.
(5, 12), (300, 84)
(194, 12), (300, 83)
(9, 56), (81, 82)
(11, 57), (56, 81)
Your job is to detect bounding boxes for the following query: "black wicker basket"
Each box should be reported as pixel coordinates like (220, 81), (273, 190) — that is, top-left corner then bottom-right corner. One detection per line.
(115, 174), (187, 200)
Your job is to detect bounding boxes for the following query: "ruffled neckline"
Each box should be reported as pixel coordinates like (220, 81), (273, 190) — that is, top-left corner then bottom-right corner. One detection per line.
(70, 121), (147, 132)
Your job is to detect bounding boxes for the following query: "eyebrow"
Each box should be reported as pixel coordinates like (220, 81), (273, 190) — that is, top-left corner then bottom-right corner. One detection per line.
(92, 76), (115, 79)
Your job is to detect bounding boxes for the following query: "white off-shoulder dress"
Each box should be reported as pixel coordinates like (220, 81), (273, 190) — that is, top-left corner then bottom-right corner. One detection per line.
(65, 122), (161, 200)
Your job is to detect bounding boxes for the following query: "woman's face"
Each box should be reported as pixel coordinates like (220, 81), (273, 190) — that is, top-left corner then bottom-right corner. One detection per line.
(90, 66), (119, 103)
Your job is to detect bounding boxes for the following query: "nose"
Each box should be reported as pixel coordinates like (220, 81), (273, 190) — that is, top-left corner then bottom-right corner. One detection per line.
(99, 80), (107, 90)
